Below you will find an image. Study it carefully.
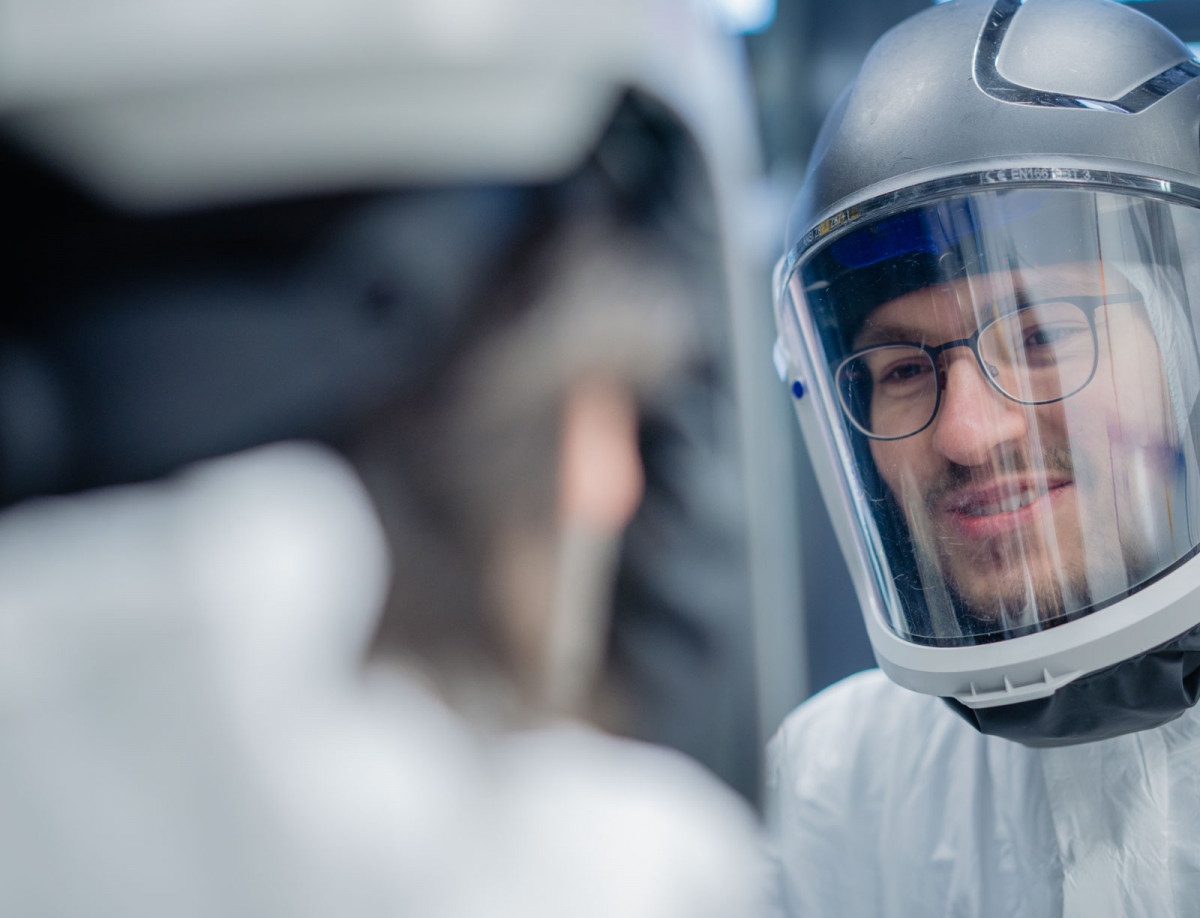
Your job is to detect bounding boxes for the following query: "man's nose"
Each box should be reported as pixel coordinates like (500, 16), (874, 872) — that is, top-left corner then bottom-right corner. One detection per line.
(930, 351), (1029, 466)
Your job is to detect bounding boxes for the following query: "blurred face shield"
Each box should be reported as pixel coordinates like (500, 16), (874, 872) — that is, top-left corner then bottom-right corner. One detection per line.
(779, 185), (1200, 648)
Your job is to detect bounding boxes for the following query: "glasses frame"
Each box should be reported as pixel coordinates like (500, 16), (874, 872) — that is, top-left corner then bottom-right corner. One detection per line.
(833, 292), (1142, 441)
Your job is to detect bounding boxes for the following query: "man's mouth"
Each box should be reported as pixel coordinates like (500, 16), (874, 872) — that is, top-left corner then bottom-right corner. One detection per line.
(958, 486), (1043, 517)
(940, 477), (1072, 538)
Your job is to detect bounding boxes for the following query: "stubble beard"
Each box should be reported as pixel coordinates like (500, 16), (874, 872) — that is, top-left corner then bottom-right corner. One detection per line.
(911, 444), (1093, 633)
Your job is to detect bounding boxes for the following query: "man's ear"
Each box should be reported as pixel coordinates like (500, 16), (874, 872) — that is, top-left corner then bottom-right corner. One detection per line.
(557, 377), (643, 534)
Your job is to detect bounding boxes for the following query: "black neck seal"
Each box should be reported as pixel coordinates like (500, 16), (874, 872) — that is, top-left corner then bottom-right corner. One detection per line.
(945, 620), (1200, 747)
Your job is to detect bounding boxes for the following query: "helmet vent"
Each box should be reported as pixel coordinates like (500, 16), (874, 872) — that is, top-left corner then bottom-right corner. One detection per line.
(975, 0), (1200, 115)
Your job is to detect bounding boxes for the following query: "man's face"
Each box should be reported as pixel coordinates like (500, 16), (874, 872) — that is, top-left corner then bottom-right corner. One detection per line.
(861, 263), (1178, 627)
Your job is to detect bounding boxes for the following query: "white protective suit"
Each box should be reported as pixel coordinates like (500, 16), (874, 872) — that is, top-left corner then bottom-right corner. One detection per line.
(768, 668), (1200, 918)
(0, 441), (768, 918)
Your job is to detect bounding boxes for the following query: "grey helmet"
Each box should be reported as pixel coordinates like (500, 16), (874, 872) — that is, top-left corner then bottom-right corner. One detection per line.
(774, 0), (1200, 745)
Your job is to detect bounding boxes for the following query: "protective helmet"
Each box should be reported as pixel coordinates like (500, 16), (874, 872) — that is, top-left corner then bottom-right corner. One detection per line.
(773, 0), (1200, 744)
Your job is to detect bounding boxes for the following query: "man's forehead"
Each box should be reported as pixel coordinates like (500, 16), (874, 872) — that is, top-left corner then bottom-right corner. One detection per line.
(852, 262), (1114, 347)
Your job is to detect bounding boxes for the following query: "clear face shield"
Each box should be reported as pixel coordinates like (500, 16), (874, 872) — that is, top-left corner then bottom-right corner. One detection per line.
(780, 186), (1200, 649)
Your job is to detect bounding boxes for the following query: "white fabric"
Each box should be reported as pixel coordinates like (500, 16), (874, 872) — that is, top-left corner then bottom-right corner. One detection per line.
(767, 668), (1200, 918)
(0, 441), (769, 917)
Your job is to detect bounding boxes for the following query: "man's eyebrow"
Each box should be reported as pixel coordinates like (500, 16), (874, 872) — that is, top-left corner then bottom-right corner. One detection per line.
(852, 323), (926, 349)
(851, 285), (1030, 349)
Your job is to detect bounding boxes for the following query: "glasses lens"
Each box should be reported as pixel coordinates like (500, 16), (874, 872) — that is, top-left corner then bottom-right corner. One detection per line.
(836, 345), (939, 438)
(978, 301), (1097, 404)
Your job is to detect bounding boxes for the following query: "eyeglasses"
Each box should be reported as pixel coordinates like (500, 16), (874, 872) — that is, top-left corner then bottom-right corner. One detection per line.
(833, 293), (1140, 440)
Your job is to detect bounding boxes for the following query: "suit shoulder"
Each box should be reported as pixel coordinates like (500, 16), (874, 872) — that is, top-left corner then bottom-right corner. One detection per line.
(768, 669), (965, 789)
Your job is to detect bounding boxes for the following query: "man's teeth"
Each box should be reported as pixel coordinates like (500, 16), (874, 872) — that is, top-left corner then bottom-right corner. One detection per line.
(965, 490), (1039, 516)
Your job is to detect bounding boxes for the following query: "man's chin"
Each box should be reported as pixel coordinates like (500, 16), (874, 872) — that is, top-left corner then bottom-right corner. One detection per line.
(945, 563), (1083, 632)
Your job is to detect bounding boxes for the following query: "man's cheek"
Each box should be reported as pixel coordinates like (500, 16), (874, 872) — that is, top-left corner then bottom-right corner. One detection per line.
(1062, 395), (1184, 583)
(1107, 419), (1191, 563)
(1097, 316), (1174, 440)
(870, 443), (929, 497)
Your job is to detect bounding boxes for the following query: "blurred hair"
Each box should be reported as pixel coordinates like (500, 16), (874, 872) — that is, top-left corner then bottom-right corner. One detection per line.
(349, 95), (707, 701)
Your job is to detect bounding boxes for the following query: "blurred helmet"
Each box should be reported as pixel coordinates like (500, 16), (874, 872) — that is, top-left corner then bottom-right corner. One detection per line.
(0, 0), (759, 504)
(773, 0), (1200, 744)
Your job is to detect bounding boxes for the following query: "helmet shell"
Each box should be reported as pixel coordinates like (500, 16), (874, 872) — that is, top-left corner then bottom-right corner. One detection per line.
(791, 0), (1200, 247)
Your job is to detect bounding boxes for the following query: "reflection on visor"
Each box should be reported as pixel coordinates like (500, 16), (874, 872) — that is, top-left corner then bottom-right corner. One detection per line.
(795, 187), (1200, 646)
(827, 191), (1050, 270)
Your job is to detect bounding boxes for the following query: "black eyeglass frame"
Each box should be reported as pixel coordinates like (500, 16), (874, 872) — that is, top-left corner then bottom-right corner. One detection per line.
(833, 292), (1143, 441)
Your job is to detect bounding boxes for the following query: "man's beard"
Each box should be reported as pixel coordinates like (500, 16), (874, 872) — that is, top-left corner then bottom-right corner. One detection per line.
(902, 444), (1092, 636)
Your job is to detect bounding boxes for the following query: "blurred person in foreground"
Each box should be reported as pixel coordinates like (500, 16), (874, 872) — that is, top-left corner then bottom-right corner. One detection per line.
(769, 0), (1200, 915)
(0, 0), (770, 914)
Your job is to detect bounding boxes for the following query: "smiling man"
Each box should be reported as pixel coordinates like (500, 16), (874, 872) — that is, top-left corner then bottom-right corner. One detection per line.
(767, 1), (1200, 915)
(800, 188), (1200, 651)
(865, 267), (1155, 631)
(843, 211), (1193, 640)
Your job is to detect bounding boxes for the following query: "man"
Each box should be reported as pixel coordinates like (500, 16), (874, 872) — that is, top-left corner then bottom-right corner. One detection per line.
(769, 0), (1200, 914)
(0, 0), (770, 914)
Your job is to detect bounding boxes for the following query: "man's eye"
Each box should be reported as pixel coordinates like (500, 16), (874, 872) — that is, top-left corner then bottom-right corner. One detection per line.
(1024, 324), (1073, 347)
(1022, 322), (1089, 352)
(879, 360), (931, 385)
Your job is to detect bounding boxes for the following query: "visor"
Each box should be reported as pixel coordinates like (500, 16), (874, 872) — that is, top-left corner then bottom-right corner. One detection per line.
(779, 182), (1200, 651)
